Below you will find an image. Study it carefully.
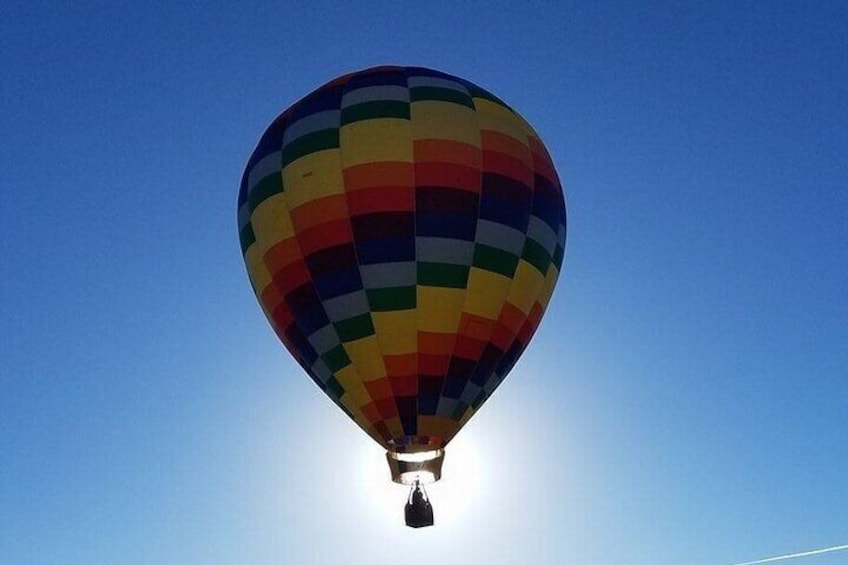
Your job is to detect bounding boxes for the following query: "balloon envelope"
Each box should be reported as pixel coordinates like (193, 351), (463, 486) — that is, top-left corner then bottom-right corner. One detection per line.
(238, 65), (566, 464)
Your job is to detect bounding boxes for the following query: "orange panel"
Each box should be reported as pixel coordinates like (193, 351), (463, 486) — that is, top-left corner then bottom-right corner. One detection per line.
(453, 334), (487, 360)
(498, 302), (527, 334)
(263, 238), (302, 273)
(413, 139), (481, 167)
(364, 378), (394, 400)
(419, 353), (450, 374)
(481, 130), (533, 166)
(389, 374), (417, 396)
(343, 161), (415, 191)
(347, 185), (414, 215)
(414, 162), (481, 193)
(290, 194), (349, 231)
(418, 331), (457, 355)
(384, 354), (418, 376)
(297, 218), (353, 255)
(482, 150), (534, 185)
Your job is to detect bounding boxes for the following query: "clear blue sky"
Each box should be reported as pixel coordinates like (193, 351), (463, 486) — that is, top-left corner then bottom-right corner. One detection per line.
(2, 1), (846, 564)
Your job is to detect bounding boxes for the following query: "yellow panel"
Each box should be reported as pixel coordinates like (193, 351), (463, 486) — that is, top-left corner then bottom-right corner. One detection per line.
(371, 311), (417, 354)
(348, 408), (374, 434)
(474, 98), (530, 143)
(384, 417), (404, 439)
(510, 111), (540, 138)
(343, 336), (387, 381)
(340, 118), (413, 166)
(463, 268), (512, 319)
(282, 149), (345, 210)
(251, 191), (295, 244)
(245, 244), (272, 294)
(410, 101), (480, 145)
(507, 260), (546, 314)
(335, 365), (370, 403)
(537, 265), (560, 309)
(418, 415), (461, 441)
(458, 406), (474, 427)
(417, 287), (465, 333)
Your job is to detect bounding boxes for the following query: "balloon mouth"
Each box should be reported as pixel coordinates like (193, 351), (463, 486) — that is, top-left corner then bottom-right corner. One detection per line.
(386, 449), (445, 485)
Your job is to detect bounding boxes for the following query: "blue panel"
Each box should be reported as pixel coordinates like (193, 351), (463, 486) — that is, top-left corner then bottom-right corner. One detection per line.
(479, 173), (532, 232)
(416, 212), (477, 240)
(288, 84), (343, 122)
(347, 68), (408, 88)
(356, 237), (416, 264)
(313, 268), (363, 299)
(284, 325), (319, 366)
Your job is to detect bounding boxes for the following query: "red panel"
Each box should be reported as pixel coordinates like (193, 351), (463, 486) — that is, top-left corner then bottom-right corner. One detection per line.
(263, 237), (301, 274)
(364, 378), (394, 400)
(458, 313), (496, 340)
(361, 402), (381, 424)
(273, 260), (310, 295)
(413, 139), (481, 167)
(418, 331), (456, 355)
(453, 334), (487, 360)
(347, 185), (414, 215)
(260, 283), (284, 312)
(528, 135), (559, 185)
(376, 397), (399, 418)
(414, 162), (481, 193)
(482, 150), (534, 185)
(490, 323), (516, 352)
(389, 374), (417, 396)
(384, 354), (417, 376)
(269, 299), (294, 329)
(498, 302), (527, 334)
(343, 161), (414, 191)
(290, 194), (349, 231)
(297, 218), (353, 255)
(373, 421), (392, 442)
(419, 353), (450, 375)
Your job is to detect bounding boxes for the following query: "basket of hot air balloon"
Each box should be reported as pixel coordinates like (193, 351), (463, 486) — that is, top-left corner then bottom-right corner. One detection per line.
(237, 65), (566, 527)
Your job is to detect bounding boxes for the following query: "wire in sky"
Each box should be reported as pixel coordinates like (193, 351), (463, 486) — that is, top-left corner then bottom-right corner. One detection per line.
(732, 543), (848, 565)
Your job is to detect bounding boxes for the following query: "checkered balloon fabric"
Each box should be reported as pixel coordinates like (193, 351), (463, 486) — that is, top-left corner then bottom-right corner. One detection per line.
(238, 65), (566, 452)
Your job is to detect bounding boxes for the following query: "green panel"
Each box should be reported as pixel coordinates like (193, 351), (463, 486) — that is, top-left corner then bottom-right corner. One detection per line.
(248, 173), (284, 213)
(466, 84), (514, 111)
(239, 224), (256, 255)
(470, 390), (487, 410)
(334, 313), (376, 342)
(417, 262), (469, 288)
(472, 244), (519, 278)
(325, 375), (345, 399)
(410, 87), (474, 109)
(281, 129), (339, 168)
(366, 286), (417, 311)
(521, 238), (552, 275)
(552, 243), (565, 270)
(451, 401), (469, 421)
(323, 344), (351, 373)
(341, 100), (410, 125)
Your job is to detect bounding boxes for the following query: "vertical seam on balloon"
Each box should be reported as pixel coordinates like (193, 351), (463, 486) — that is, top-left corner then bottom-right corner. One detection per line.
(333, 74), (387, 447)
(406, 65), (422, 443)
(490, 128), (560, 395)
(339, 71), (388, 449)
(517, 138), (567, 376)
(454, 102), (536, 424)
(273, 87), (379, 447)
(441, 86), (491, 429)
(249, 120), (334, 398)
(430, 79), (484, 440)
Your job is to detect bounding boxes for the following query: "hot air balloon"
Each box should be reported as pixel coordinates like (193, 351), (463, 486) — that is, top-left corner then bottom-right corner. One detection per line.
(237, 65), (566, 527)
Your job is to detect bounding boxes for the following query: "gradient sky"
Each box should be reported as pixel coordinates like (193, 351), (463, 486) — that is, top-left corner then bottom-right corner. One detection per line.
(2, 1), (846, 564)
